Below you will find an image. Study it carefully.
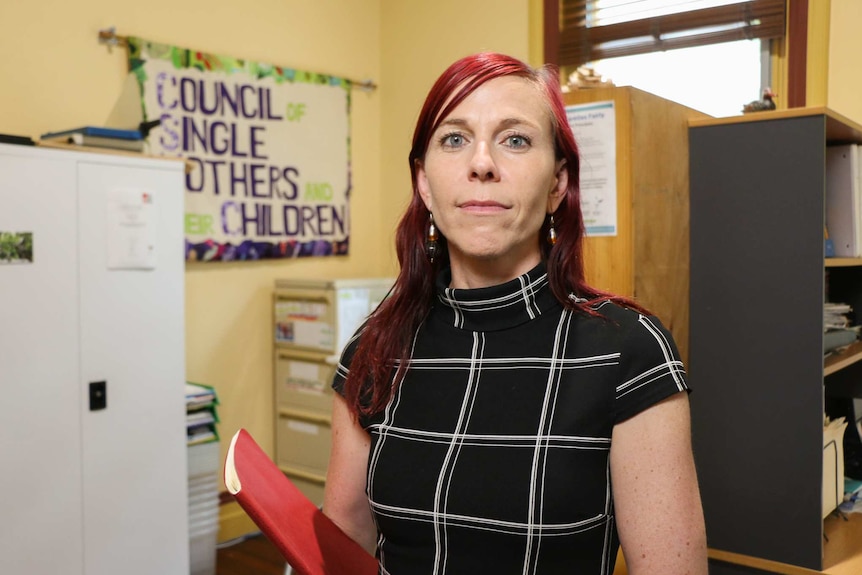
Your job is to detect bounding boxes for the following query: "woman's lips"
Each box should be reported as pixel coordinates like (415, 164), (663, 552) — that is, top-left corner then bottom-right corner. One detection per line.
(459, 200), (507, 213)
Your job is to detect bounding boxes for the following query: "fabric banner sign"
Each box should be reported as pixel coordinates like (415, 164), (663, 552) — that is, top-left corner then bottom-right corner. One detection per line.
(127, 38), (351, 261)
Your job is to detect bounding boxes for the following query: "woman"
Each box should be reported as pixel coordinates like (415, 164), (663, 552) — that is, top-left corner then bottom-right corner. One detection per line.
(324, 52), (707, 574)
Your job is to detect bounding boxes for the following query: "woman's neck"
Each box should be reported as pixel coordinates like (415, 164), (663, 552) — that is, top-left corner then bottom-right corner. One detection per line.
(447, 251), (542, 289)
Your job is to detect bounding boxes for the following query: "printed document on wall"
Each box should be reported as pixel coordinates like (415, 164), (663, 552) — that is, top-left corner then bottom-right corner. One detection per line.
(107, 188), (157, 270)
(565, 101), (617, 236)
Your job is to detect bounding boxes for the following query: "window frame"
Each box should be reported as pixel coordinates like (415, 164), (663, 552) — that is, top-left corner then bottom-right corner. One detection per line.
(544, 0), (807, 107)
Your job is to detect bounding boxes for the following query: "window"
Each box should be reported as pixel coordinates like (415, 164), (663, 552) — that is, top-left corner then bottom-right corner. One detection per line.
(585, 39), (767, 117)
(551, 0), (786, 117)
(558, 0), (786, 66)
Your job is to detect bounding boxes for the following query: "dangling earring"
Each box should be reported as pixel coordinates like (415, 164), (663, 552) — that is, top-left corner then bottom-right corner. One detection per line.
(547, 214), (557, 246)
(425, 212), (440, 262)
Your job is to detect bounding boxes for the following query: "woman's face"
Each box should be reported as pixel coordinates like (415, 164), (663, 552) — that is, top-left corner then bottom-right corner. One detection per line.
(416, 76), (567, 288)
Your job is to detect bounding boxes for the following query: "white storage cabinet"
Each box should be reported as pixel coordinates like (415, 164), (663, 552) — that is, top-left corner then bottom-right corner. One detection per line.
(0, 143), (189, 575)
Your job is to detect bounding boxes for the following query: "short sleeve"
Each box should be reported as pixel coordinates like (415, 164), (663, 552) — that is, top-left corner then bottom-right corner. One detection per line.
(330, 331), (381, 430)
(331, 331), (361, 397)
(613, 314), (689, 424)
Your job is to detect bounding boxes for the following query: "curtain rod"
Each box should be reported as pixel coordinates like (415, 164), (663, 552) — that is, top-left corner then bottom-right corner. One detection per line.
(97, 27), (378, 92)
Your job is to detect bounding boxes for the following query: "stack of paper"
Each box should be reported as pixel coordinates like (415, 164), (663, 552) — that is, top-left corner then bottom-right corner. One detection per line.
(186, 383), (221, 575)
(825, 303), (853, 330)
(186, 382), (220, 446)
(824, 302), (859, 354)
(824, 416), (849, 518)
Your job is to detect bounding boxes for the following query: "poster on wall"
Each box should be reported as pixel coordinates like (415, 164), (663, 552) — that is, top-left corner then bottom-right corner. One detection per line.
(565, 101), (617, 237)
(127, 38), (351, 262)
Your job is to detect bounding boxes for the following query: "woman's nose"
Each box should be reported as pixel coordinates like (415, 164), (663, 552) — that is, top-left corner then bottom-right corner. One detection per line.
(468, 142), (500, 182)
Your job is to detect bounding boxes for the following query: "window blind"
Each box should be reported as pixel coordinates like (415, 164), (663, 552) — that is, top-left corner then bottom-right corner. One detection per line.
(558, 0), (786, 67)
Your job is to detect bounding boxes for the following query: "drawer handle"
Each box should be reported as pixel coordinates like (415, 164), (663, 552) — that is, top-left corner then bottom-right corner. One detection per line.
(279, 466), (327, 485)
(278, 408), (332, 425)
(274, 296), (329, 304)
(277, 352), (338, 364)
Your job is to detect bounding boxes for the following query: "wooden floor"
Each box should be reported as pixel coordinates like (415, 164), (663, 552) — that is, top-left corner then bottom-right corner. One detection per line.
(216, 532), (287, 575)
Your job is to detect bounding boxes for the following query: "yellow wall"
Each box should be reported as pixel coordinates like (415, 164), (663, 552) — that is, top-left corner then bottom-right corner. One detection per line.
(804, 0), (830, 107)
(826, 0), (862, 122)
(800, 0), (862, 124)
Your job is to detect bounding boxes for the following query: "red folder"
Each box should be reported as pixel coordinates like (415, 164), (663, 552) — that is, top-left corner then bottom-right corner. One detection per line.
(224, 429), (378, 575)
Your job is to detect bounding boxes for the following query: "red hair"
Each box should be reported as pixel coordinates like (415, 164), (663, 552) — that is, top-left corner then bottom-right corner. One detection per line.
(343, 52), (644, 417)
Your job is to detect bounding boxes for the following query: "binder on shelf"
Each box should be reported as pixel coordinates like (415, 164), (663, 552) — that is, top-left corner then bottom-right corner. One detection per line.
(825, 144), (862, 257)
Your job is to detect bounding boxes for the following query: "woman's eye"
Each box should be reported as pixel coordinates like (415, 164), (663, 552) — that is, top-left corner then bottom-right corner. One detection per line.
(440, 133), (465, 148)
(505, 134), (530, 149)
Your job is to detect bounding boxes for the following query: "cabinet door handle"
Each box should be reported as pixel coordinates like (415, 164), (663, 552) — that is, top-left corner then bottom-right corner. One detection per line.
(89, 381), (107, 411)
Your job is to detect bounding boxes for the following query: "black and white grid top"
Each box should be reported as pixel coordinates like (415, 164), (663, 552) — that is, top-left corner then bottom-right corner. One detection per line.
(333, 262), (689, 575)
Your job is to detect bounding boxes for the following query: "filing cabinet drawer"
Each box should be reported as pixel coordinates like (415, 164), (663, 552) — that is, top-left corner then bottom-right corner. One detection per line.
(275, 409), (332, 477)
(273, 278), (393, 355)
(274, 290), (337, 354)
(275, 351), (336, 415)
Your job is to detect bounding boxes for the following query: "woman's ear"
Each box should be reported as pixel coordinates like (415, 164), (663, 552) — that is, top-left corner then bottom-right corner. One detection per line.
(548, 159), (568, 213)
(416, 160), (433, 211)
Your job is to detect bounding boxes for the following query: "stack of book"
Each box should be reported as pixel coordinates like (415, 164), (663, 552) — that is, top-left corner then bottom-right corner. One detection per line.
(185, 382), (221, 575)
(40, 126), (145, 152)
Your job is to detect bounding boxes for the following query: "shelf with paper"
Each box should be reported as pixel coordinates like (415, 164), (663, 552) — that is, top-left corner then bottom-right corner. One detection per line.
(825, 259), (862, 378)
(186, 382), (220, 446)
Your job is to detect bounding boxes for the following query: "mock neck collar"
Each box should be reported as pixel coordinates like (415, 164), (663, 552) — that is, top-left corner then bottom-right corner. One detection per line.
(432, 262), (560, 332)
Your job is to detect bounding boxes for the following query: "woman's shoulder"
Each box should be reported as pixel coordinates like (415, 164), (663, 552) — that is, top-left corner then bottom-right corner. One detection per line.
(569, 296), (677, 348)
(571, 296), (648, 326)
